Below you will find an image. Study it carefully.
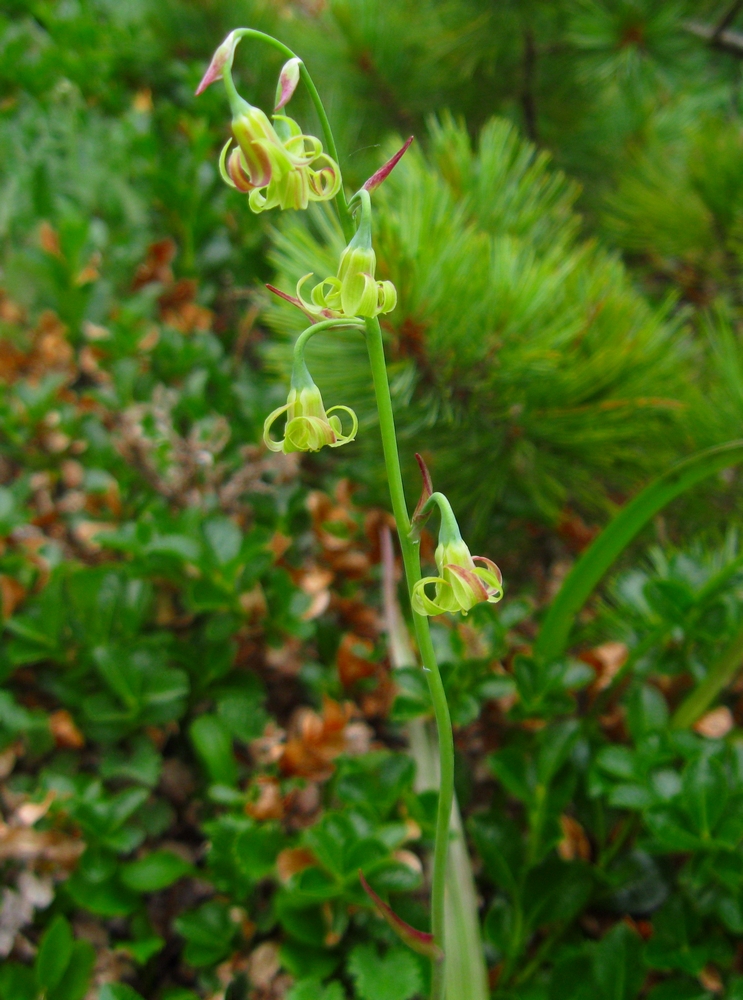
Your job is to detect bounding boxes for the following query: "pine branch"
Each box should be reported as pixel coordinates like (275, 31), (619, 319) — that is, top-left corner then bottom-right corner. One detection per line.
(714, 0), (743, 37)
(684, 17), (743, 57)
(521, 28), (538, 143)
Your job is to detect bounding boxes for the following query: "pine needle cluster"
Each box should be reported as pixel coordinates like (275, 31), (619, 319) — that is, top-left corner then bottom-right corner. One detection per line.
(265, 115), (695, 546)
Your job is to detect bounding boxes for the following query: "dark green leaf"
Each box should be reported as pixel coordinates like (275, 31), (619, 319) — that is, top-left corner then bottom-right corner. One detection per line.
(592, 922), (645, 1000)
(120, 850), (193, 892)
(280, 940), (341, 981)
(35, 915), (73, 991)
(234, 824), (281, 881)
(174, 901), (235, 968)
(347, 943), (423, 1000)
(204, 517), (242, 565)
(682, 753), (728, 837)
(98, 986), (145, 1000)
(469, 814), (524, 894)
(0, 963), (37, 1000)
(190, 715), (238, 786)
(48, 940), (95, 1000)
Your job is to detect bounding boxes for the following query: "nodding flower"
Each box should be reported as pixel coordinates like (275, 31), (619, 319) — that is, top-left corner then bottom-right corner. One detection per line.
(263, 354), (357, 455)
(197, 34), (340, 213)
(297, 189), (397, 318)
(411, 493), (503, 617)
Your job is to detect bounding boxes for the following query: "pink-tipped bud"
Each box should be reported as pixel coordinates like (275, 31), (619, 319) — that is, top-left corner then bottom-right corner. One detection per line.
(275, 57), (302, 111)
(196, 30), (240, 96)
(362, 136), (414, 193)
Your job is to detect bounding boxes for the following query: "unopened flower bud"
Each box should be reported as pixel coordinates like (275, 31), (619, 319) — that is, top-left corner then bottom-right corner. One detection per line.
(411, 493), (503, 616)
(362, 136), (414, 193)
(275, 57), (302, 111)
(195, 30), (240, 95)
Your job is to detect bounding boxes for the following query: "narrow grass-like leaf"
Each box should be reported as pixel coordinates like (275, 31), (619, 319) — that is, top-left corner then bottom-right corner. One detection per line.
(672, 619), (743, 728)
(535, 441), (743, 663)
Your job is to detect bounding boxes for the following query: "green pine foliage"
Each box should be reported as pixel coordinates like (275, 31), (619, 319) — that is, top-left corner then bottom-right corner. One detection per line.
(266, 115), (695, 541)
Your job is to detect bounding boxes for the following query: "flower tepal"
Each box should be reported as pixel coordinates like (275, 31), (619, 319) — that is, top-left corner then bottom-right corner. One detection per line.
(412, 494), (503, 616)
(197, 33), (340, 213)
(298, 189), (397, 318)
(263, 356), (357, 455)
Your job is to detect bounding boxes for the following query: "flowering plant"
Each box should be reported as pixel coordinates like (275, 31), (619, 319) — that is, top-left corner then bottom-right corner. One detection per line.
(412, 493), (503, 616)
(197, 31), (340, 212)
(197, 28), (503, 1000)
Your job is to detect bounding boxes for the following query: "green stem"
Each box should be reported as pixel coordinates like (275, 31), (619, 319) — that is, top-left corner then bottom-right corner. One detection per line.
(365, 315), (454, 1000)
(291, 319), (365, 389)
(420, 492), (462, 544)
(228, 28), (355, 239)
(671, 618), (743, 728)
(293, 318), (364, 362)
(597, 813), (639, 870)
(240, 29), (453, 991)
(512, 923), (563, 987)
(500, 898), (524, 984)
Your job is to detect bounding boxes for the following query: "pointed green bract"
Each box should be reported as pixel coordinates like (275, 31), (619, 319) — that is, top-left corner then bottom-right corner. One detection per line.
(358, 870), (443, 962)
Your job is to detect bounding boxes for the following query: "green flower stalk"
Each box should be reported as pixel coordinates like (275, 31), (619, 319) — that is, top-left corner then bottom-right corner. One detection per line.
(197, 31), (501, 1000)
(298, 189), (397, 318)
(412, 493), (503, 616)
(197, 32), (340, 212)
(263, 321), (360, 454)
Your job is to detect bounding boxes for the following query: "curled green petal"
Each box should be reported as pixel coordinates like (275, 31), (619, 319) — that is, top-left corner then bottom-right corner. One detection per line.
(326, 404), (358, 446)
(377, 280), (398, 314)
(264, 366), (358, 455)
(412, 577), (450, 617)
(473, 555), (502, 585)
(263, 403), (291, 452)
(472, 557), (504, 603)
(447, 563), (489, 610)
(248, 187), (269, 212)
(219, 139), (237, 189)
(296, 273), (322, 315)
(313, 277), (342, 312)
(307, 153), (342, 201)
(284, 415), (335, 452)
(282, 128), (323, 162)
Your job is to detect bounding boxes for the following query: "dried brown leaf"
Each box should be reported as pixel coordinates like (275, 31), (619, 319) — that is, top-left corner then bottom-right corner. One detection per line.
(557, 814), (591, 862)
(276, 846), (316, 883)
(49, 709), (85, 749)
(246, 777), (284, 821)
(0, 575), (25, 618)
